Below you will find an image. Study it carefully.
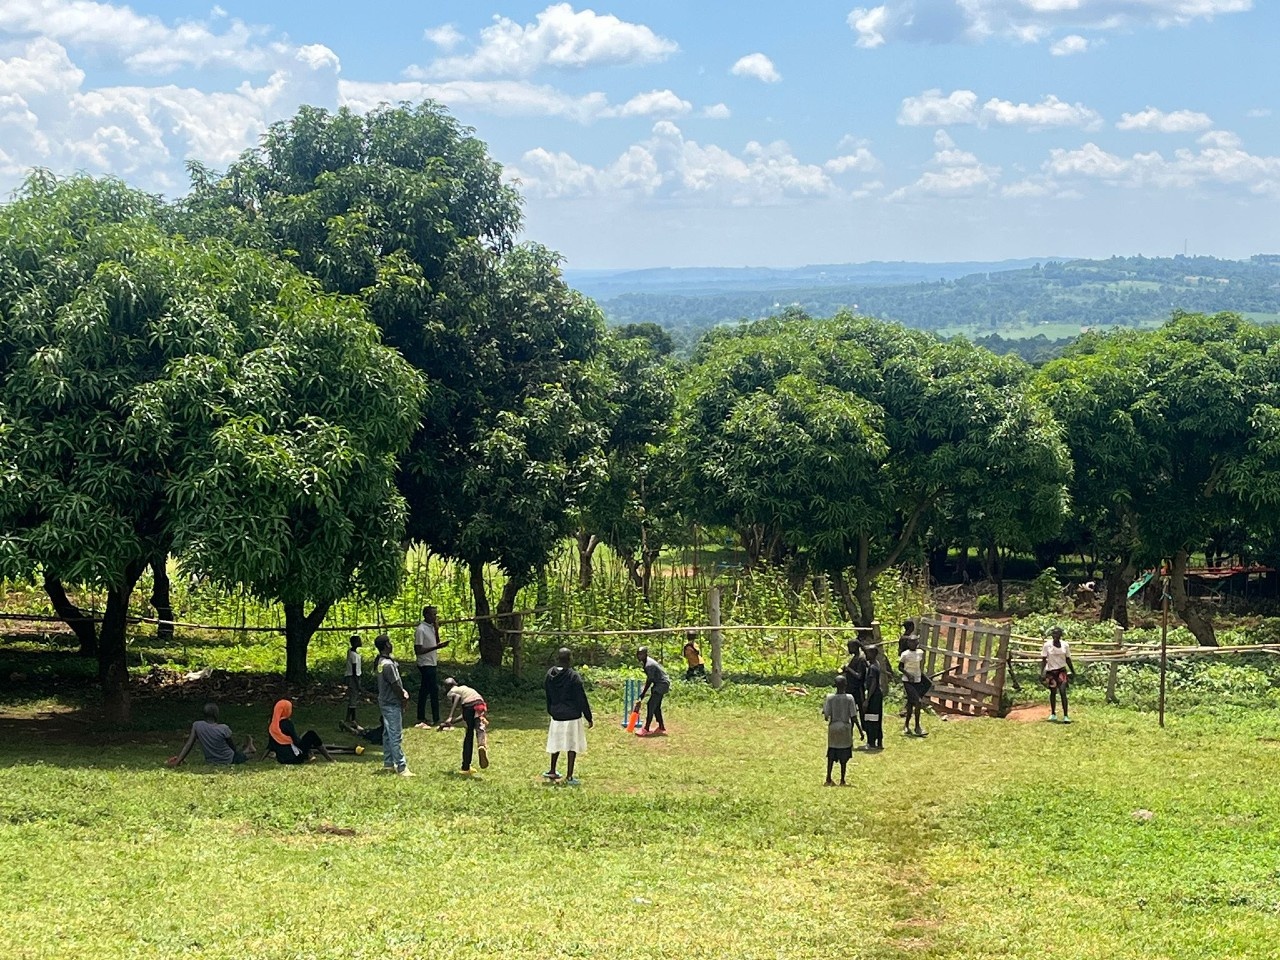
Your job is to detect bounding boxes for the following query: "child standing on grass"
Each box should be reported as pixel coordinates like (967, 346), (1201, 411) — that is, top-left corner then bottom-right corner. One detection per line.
(345, 635), (362, 725)
(899, 635), (930, 738)
(823, 675), (859, 785)
(1040, 626), (1076, 723)
(841, 639), (867, 738)
(544, 647), (593, 785)
(862, 643), (886, 751)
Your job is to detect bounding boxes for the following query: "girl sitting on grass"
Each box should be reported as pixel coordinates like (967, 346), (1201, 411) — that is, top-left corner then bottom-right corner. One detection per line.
(267, 700), (335, 764)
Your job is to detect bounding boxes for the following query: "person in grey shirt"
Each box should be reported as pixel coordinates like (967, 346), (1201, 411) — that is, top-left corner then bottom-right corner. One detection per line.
(375, 634), (413, 777)
(634, 646), (671, 737)
(167, 702), (255, 767)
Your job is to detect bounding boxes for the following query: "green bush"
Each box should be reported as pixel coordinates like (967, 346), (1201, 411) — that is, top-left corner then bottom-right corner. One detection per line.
(1026, 567), (1063, 614)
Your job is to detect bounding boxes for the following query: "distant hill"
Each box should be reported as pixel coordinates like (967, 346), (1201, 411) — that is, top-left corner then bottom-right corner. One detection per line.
(579, 255), (1280, 358)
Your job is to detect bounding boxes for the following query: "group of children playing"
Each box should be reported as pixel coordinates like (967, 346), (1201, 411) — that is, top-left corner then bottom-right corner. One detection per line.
(168, 611), (1078, 788)
(821, 620), (1076, 785)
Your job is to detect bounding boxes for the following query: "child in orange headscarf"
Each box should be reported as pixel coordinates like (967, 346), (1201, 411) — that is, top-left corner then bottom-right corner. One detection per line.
(267, 700), (335, 764)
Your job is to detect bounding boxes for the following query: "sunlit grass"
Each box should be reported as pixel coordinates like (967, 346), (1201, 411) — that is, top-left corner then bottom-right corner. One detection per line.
(3, 684), (1280, 959)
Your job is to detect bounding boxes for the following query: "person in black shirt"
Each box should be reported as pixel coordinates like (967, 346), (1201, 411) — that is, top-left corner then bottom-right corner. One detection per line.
(543, 647), (593, 784)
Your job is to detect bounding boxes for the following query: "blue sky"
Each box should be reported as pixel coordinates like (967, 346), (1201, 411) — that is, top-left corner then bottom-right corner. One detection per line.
(0, 1), (1275, 268)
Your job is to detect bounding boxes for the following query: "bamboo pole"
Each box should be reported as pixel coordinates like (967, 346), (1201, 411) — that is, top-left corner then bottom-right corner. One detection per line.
(1159, 572), (1170, 729)
(708, 585), (723, 690)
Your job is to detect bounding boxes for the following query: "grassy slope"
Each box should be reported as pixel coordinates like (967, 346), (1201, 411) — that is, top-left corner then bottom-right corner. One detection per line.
(3, 686), (1280, 960)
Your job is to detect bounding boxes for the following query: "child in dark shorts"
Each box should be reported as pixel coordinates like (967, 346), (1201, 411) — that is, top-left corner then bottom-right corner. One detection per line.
(823, 675), (859, 785)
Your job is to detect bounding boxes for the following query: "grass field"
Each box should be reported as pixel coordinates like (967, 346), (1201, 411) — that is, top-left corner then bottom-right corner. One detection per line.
(4, 675), (1280, 960)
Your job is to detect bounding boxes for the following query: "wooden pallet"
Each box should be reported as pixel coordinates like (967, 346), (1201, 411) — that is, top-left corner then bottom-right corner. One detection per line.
(918, 615), (1011, 717)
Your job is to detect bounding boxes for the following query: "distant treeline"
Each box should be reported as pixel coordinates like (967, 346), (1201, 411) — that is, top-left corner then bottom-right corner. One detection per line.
(600, 255), (1280, 350)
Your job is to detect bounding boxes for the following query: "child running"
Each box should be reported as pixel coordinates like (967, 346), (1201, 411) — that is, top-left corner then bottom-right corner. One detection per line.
(1040, 626), (1076, 723)
(822, 675), (859, 786)
(899, 634), (930, 738)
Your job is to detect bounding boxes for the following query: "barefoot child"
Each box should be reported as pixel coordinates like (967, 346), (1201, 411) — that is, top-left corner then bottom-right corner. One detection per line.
(823, 675), (859, 785)
(544, 647), (593, 785)
(1040, 626), (1076, 723)
(841, 639), (867, 739)
(899, 634), (931, 737)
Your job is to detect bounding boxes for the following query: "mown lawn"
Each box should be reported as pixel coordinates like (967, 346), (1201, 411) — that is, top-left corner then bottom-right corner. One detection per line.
(3, 684), (1280, 959)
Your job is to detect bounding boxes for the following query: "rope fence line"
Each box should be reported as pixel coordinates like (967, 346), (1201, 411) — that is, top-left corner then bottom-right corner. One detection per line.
(508, 623), (878, 638)
(0, 608), (547, 633)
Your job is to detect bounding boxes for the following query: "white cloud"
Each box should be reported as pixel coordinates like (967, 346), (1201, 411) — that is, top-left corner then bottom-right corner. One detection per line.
(0, 0), (279, 73)
(824, 148), (880, 174)
(848, 1), (1252, 48)
(415, 3), (677, 79)
(703, 102), (732, 120)
(898, 89), (980, 126)
(1049, 34), (1091, 55)
(1043, 133), (1280, 196)
(889, 130), (1001, 200)
(983, 94), (1102, 129)
(1116, 107), (1215, 133)
(730, 53), (781, 83)
(510, 122), (838, 205)
(340, 79), (609, 123)
(608, 89), (692, 119)
(898, 89), (1100, 129)
(0, 38), (341, 192)
(1247, 107), (1272, 119)
(341, 80), (705, 124)
(424, 24), (465, 50)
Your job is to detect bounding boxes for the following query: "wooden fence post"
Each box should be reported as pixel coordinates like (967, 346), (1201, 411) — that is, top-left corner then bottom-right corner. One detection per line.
(708, 586), (723, 690)
(1106, 625), (1123, 704)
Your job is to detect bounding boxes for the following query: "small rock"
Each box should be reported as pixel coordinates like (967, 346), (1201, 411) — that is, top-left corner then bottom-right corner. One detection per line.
(1132, 809), (1155, 822)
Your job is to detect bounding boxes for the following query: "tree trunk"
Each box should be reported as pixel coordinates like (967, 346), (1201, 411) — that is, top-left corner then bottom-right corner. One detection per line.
(1170, 549), (1217, 646)
(1100, 559), (1133, 628)
(43, 574), (97, 657)
(282, 599), (333, 685)
(851, 535), (877, 627)
(640, 550), (658, 601)
(99, 560), (146, 725)
(149, 554), (174, 642)
(830, 569), (860, 623)
(498, 578), (523, 677)
(470, 561), (504, 667)
(575, 529), (599, 589)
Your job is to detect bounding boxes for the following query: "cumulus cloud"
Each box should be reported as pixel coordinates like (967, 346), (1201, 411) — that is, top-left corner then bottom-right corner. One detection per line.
(1042, 132), (1280, 196)
(730, 53), (781, 83)
(898, 89), (1101, 129)
(414, 3), (677, 79)
(703, 102), (732, 119)
(0, 37), (341, 192)
(889, 130), (1001, 200)
(509, 121), (838, 205)
(424, 24), (465, 50)
(0, 0), (280, 73)
(1049, 34), (1091, 55)
(848, 1), (1252, 48)
(824, 147), (881, 174)
(1116, 107), (1215, 133)
(341, 79), (704, 124)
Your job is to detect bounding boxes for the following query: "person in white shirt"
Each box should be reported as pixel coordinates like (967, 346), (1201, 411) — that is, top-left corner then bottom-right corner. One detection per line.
(413, 605), (449, 729)
(898, 634), (930, 738)
(345, 634), (363, 724)
(1040, 626), (1076, 723)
